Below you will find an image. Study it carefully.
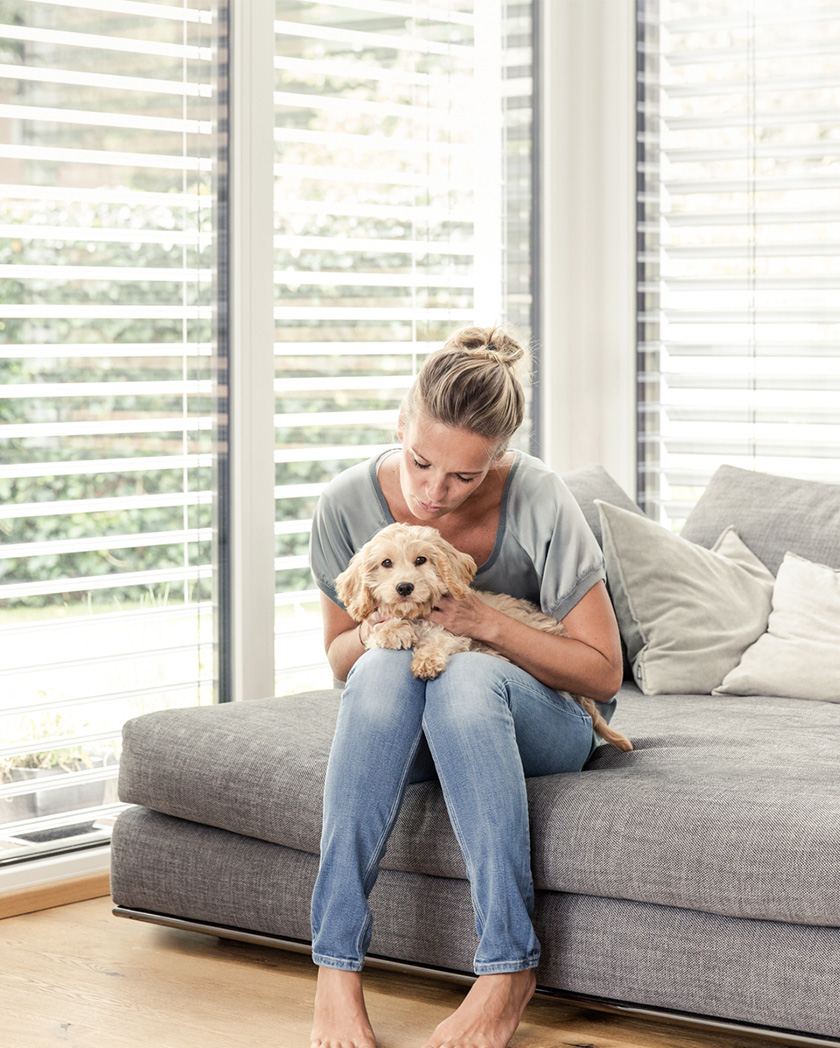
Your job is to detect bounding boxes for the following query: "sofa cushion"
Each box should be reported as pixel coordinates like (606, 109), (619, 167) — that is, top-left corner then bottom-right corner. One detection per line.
(681, 464), (840, 573)
(118, 684), (840, 928)
(714, 552), (840, 702)
(595, 501), (774, 694)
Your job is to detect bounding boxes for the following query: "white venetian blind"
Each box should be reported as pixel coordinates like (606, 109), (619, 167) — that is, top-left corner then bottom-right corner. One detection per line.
(636, 0), (840, 527)
(0, 0), (221, 856)
(270, 0), (536, 693)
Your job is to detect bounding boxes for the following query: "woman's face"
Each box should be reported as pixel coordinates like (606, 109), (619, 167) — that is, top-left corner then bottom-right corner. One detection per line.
(397, 413), (500, 521)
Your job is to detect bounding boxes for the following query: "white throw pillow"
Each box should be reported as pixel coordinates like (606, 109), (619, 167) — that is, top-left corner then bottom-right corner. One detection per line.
(595, 500), (775, 695)
(714, 552), (840, 702)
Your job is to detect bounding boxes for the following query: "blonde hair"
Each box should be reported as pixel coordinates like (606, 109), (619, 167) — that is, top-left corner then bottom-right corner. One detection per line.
(402, 326), (526, 454)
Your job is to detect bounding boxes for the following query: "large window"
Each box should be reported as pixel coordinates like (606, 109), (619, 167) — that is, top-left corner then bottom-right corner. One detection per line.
(637, 0), (840, 527)
(0, 1), (536, 864)
(0, 1), (223, 863)
(270, 1), (537, 695)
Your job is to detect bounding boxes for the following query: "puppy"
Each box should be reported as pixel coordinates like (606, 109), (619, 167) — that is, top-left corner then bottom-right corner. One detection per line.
(335, 522), (632, 752)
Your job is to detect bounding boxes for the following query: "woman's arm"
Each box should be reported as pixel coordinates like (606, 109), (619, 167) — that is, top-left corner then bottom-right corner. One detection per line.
(428, 581), (623, 702)
(321, 594), (394, 683)
(321, 594), (365, 683)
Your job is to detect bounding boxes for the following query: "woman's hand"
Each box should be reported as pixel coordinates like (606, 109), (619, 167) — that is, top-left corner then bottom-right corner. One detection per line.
(427, 583), (623, 702)
(427, 592), (496, 641)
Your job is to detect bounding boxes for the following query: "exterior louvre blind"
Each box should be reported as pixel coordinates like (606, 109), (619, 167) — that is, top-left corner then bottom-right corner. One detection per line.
(0, 2), (222, 854)
(636, 0), (840, 527)
(271, 1), (536, 693)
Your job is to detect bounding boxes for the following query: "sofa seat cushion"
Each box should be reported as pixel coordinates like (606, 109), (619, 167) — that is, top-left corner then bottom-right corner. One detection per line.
(118, 683), (840, 927)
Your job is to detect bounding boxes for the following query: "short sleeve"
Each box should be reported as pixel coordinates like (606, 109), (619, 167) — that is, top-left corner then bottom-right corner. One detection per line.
(480, 454), (605, 621)
(308, 456), (393, 607)
(309, 489), (357, 606)
(540, 487), (606, 621)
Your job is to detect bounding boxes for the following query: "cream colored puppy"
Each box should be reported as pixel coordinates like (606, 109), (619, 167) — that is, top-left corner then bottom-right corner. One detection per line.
(336, 522), (632, 751)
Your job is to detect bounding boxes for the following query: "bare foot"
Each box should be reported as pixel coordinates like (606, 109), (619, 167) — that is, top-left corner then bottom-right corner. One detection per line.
(311, 967), (376, 1048)
(420, 969), (537, 1048)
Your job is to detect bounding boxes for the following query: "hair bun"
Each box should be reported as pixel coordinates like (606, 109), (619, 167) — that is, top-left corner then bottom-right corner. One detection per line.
(402, 324), (527, 450)
(444, 326), (525, 369)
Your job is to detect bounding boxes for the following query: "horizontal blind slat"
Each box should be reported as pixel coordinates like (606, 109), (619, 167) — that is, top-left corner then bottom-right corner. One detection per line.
(3, 642), (213, 680)
(0, 418), (211, 440)
(0, 22), (210, 60)
(1, 679), (209, 719)
(273, 18), (473, 59)
(0, 61), (211, 98)
(0, 226), (209, 246)
(273, 234), (475, 254)
(0, 144), (212, 173)
(24, 0), (212, 24)
(0, 493), (211, 520)
(0, 565), (214, 601)
(0, 529), (214, 561)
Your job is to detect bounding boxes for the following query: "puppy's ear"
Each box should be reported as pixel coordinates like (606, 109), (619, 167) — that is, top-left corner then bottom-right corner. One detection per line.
(335, 556), (376, 622)
(436, 542), (476, 600)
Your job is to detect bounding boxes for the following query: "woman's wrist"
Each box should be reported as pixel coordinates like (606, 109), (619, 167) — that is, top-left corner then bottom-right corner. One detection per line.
(357, 623), (367, 649)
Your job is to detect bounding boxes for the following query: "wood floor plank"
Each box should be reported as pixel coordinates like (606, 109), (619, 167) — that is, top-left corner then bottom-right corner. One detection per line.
(0, 896), (800, 1048)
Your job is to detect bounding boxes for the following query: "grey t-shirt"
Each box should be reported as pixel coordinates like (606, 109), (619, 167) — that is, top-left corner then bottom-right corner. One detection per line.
(310, 449), (606, 623)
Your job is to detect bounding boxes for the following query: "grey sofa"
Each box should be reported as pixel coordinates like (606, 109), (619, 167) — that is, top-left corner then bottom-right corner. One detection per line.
(110, 464), (840, 1046)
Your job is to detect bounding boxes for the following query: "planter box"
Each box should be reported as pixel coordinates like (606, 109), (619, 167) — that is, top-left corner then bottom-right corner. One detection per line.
(1, 765), (109, 823)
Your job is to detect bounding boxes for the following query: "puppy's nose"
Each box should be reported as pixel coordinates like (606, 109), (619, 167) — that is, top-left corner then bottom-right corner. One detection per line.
(396, 582), (414, 598)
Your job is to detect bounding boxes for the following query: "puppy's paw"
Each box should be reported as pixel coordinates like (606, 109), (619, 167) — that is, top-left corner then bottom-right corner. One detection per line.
(411, 648), (449, 680)
(371, 619), (416, 651)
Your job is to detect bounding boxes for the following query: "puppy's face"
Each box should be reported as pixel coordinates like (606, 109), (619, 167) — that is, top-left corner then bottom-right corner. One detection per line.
(335, 523), (476, 622)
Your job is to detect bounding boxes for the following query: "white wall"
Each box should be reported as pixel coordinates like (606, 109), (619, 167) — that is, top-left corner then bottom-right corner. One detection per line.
(539, 0), (637, 496)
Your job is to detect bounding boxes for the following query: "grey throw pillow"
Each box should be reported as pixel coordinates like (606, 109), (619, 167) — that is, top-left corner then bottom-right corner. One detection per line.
(681, 465), (840, 574)
(596, 500), (775, 695)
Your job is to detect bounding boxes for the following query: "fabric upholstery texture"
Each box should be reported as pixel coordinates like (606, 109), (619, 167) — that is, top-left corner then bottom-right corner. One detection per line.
(681, 464), (840, 573)
(117, 683), (840, 927)
(595, 501), (774, 695)
(110, 806), (840, 1039)
(560, 464), (642, 548)
(715, 552), (840, 702)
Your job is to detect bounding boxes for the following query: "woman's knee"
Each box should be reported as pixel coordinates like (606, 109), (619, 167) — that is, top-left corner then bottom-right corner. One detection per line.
(424, 653), (512, 726)
(341, 648), (424, 724)
(346, 647), (413, 687)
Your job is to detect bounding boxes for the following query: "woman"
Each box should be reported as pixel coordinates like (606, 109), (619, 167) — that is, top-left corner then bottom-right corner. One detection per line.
(308, 327), (623, 1048)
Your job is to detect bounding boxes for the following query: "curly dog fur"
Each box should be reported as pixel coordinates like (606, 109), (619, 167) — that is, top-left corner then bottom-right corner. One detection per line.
(335, 522), (632, 751)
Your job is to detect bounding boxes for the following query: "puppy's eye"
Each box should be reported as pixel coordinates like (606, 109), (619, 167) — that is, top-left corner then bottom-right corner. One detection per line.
(381, 559), (392, 569)
(415, 556), (427, 566)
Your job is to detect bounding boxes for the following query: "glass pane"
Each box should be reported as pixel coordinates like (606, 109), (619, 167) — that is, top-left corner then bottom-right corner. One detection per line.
(637, 0), (840, 528)
(272, 1), (536, 695)
(0, 0), (225, 860)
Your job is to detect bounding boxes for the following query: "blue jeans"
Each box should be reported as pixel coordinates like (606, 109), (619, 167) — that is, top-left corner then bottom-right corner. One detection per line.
(310, 648), (596, 975)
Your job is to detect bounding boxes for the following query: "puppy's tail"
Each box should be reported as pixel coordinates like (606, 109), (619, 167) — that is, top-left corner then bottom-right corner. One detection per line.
(577, 696), (633, 752)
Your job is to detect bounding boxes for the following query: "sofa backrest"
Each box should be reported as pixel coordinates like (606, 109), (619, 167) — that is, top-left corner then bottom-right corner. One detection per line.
(561, 464), (644, 549)
(564, 462), (840, 576)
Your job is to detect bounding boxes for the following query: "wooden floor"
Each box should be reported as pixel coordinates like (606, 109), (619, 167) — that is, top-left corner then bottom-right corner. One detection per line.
(1, 895), (800, 1048)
